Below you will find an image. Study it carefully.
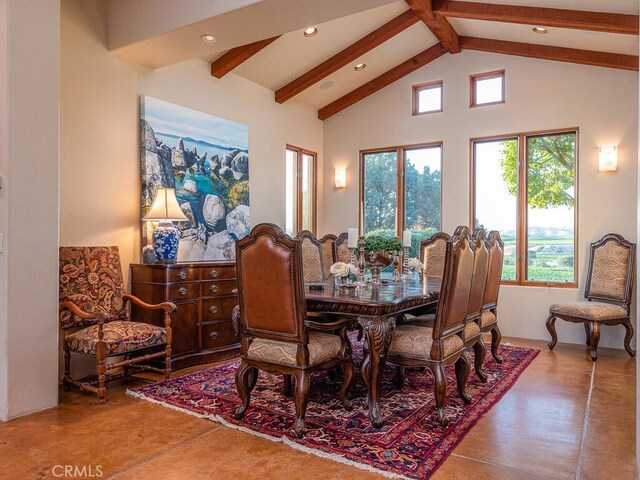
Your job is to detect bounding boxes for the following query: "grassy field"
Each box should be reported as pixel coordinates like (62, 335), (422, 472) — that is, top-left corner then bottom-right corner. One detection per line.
(502, 235), (574, 283)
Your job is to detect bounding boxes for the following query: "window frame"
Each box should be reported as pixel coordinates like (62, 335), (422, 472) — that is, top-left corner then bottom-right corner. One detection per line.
(470, 70), (505, 108)
(359, 141), (443, 239)
(469, 127), (579, 288)
(285, 144), (318, 235)
(412, 80), (443, 116)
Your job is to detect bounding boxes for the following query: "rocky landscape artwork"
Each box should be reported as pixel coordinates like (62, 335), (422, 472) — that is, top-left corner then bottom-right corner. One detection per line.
(140, 96), (249, 261)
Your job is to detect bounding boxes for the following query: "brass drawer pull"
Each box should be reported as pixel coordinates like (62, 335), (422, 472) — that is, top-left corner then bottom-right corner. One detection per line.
(209, 305), (219, 314)
(209, 285), (219, 293)
(210, 270), (219, 278)
(178, 287), (188, 296)
(209, 331), (219, 341)
(179, 272), (188, 280)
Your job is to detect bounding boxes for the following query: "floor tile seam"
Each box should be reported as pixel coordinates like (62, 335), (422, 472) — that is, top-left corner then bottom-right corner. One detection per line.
(449, 453), (559, 479)
(575, 362), (596, 480)
(106, 426), (221, 479)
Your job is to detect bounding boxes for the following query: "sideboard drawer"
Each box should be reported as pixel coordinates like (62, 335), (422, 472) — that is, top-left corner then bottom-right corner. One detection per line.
(200, 265), (236, 280)
(202, 321), (239, 350)
(202, 280), (237, 297)
(167, 282), (199, 301)
(203, 296), (238, 321)
(168, 267), (199, 283)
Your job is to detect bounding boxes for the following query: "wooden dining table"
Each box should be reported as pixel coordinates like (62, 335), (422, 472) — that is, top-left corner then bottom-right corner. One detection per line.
(305, 277), (441, 428)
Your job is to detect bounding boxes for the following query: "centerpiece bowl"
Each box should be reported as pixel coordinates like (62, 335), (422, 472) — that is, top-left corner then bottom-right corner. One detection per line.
(358, 235), (403, 285)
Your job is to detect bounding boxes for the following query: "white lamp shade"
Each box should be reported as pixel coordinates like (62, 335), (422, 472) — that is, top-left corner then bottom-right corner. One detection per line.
(334, 168), (347, 188)
(598, 146), (618, 172)
(143, 188), (189, 221)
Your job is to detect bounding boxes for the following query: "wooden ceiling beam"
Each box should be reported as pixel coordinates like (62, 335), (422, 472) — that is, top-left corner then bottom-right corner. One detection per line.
(460, 36), (639, 71)
(211, 36), (281, 78)
(405, 0), (460, 53)
(434, 1), (639, 36)
(318, 43), (448, 120)
(275, 10), (420, 103)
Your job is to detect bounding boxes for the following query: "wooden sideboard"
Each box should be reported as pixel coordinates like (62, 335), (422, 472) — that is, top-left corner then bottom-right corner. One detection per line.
(130, 262), (240, 370)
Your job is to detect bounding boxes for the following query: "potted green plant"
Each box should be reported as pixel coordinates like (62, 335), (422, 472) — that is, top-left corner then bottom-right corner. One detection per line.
(357, 235), (403, 284)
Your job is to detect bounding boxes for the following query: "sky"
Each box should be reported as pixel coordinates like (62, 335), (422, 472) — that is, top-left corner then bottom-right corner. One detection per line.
(142, 96), (248, 150)
(475, 140), (574, 232)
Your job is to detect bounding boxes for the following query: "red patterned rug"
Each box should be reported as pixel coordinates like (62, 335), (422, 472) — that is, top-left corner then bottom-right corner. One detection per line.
(129, 340), (539, 479)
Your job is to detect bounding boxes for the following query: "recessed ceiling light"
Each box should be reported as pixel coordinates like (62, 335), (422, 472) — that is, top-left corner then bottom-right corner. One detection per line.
(354, 63), (366, 71)
(532, 27), (548, 34)
(303, 27), (318, 38)
(200, 34), (217, 43)
(319, 80), (335, 90)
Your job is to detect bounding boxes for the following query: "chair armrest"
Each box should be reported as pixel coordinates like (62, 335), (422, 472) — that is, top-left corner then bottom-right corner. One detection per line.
(232, 305), (241, 335)
(124, 294), (176, 313)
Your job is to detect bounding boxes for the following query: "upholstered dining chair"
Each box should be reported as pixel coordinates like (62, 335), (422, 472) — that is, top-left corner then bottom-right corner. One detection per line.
(335, 232), (351, 263)
(386, 228), (474, 426)
(420, 232), (451, 279)
(59, 246), (174, 403)
(319, 234), (337, 280)
(546, 233), (636, 362)
(478, 230), (505, 364)
(298, 230), (325, 283)
(463, 228), (490, 382)
(233, 223), (355, 438)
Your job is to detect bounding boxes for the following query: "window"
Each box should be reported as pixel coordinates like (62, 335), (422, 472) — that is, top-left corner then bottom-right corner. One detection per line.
(471, 70), (505, 107)
(361, 143), (442, 258)
(285, 145), (316, 235)
(471, 129), (578, 286)
(412, 81), (443, 115)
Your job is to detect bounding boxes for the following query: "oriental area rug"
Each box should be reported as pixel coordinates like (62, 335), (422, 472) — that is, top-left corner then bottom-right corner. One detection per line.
(128, 341), (539, 480)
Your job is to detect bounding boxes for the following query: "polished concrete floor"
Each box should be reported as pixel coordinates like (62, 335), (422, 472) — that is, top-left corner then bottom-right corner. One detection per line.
(0, 336), (636, 480)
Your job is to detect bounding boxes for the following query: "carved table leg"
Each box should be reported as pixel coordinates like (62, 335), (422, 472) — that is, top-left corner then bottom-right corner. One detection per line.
(360, 316), (394, 428)
(546, 314), (558, 350)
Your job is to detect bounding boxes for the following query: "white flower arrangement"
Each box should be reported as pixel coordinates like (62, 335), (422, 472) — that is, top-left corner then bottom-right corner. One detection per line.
(330, 262), (359, 278)
(407, 257), (424, 273)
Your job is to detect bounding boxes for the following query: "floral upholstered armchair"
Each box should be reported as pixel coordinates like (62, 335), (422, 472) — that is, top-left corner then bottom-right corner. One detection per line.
(546, 234), (636, 362)
(59, 246), (175, 403)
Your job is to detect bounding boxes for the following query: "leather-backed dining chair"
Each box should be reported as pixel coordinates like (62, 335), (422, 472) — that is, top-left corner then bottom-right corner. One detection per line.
(420, 232), (451, 279)
(386, 229), (474, 426)
(59, 246), (174, 403)
(298, 230), (324, 283)
(233, 223), (355, 438)
(335, 232), (351, 263)
(319, 234), (337, 280)
(464, 228), (490, 382)
(480, 231), (505, 363)
(546, 233), (636, 362)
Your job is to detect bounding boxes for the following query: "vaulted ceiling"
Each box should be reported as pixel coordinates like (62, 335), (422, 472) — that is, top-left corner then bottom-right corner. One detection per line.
(110, 0), (639, 120)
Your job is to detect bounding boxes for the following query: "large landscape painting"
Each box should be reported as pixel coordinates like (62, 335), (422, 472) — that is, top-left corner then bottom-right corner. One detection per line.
(140, 96), (249, 261)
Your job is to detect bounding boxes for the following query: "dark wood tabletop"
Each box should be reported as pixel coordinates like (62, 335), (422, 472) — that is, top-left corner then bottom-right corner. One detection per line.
(305, 276), (441, 317)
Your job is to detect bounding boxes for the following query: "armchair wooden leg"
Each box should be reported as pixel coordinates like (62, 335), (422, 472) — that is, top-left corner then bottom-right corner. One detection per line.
(393, 366), (405, 390)
(588, 322), (601, 362)
(283, 374), (293, 397)
(432, 363), (448, 426)
(63, 347), (71, 392)
(96, 340), (107, 404)
(340, 359), (355, 411)
(293, 370), (311, 438)
(584, 323), (591, 346)
(491, 324), (504, 364)
(164, 344), (172, 380)
(546, 314), (558, 351)
(455, 352), (472, 405)
(234, 360), (254, 419)
(472, 340), (488, 383)
(623, 319), (636, 357)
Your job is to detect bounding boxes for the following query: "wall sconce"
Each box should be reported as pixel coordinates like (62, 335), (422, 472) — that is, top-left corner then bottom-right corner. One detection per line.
(334, 168), (347, 188)
(598, 146), (618, 172)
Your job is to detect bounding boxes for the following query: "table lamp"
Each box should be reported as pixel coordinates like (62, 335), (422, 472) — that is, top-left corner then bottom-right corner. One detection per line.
(143, 187), (189, 263)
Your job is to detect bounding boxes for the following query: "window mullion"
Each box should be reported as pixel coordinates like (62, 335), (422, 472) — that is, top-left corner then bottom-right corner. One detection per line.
(518, 134), (527, 285)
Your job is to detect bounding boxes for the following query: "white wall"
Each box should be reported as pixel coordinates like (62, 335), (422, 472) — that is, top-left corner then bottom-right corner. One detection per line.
(0, 0), (60, 420)
(323, 50), (638, 349)
(61, 0), (323, 377)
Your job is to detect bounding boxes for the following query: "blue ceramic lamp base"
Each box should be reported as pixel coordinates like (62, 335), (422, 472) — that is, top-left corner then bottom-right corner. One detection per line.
(153, 221), (180, 264)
